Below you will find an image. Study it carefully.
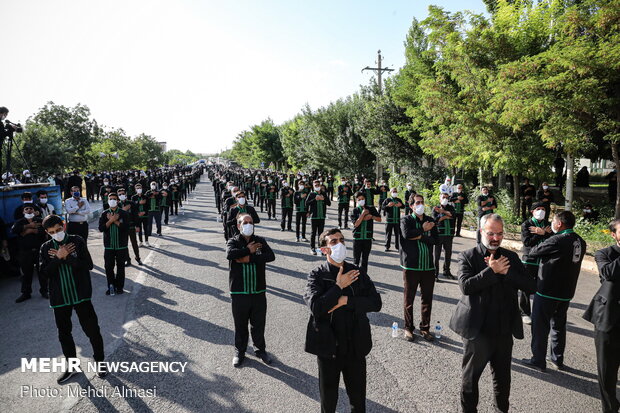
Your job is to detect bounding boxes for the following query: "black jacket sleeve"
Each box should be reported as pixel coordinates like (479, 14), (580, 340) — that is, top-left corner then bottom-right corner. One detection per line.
(595, 248), (620, 282)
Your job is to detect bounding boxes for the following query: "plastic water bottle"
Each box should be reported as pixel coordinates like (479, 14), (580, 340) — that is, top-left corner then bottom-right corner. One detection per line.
(391, 322), (399, 338)
(434, 321), (442, 339)
(109, 285), (115, 296)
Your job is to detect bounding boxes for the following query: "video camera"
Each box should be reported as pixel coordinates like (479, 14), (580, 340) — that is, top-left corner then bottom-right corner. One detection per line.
(4, 120), (23, 135)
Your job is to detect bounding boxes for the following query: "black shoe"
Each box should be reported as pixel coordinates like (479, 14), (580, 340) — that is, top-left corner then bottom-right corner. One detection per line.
(280, 228), (285, 232)
(232, 354), (245, 368)
(57, 370), (79, 384)
(434, 274), (441, 283)
(255, 351), (273, 365)
(137, 259), (144, 266)
(41, 291), (49, 299)
(126, 260), (132, 267)
(15, 294), (31, 303)
(344, 226), (349, 229)
(444, 271), (455, 280)
(97, 363), (109, 378)
(116, 289), (124, 295)
(385, 248), (390, 252)
(546, 358), (566, 371)
(421, 331), (435, 342)
(521, 358), (546, 372)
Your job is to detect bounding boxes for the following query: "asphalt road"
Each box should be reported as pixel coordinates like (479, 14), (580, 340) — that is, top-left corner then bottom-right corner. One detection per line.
(0, 177), (606, 412)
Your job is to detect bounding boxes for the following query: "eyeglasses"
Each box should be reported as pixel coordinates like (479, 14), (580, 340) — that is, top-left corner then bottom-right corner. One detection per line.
(484, 231), (504, 237)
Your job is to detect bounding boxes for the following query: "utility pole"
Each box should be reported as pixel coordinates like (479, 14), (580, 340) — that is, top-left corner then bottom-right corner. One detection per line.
(362, 50), (395, 180)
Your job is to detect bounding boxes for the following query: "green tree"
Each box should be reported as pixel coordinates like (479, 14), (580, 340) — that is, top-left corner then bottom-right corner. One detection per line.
(12, 122), (70, 174)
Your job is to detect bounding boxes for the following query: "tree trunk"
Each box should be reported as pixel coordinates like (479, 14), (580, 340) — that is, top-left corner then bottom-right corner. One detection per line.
(613, 143), (620, 219)
(565, 153), (573, 212)
(498, 173), (506, 190)
(513, 174), (521, 218)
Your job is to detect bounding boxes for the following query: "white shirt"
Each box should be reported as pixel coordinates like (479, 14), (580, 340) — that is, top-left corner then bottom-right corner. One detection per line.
(65, 197), (91, 222)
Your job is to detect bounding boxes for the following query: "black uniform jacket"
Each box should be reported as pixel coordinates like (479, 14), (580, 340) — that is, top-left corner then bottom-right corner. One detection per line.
(449, 244), (536, 340)
(303, 261), (382, 359)
(583, 245), (620, 332)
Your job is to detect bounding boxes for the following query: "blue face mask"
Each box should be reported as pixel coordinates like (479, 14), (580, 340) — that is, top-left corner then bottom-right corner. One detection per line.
(73, 192), (80, 198)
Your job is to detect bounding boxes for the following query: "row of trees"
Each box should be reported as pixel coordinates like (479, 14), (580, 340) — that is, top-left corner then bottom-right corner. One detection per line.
(9, 102), (200, 174)
(223, 0), (620, 216)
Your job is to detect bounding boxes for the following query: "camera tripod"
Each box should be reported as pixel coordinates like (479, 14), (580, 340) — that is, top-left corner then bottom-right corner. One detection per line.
(1, 121), (31, 185)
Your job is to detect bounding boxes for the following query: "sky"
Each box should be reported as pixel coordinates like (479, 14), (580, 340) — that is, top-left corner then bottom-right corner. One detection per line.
(4, 0), (487, 154)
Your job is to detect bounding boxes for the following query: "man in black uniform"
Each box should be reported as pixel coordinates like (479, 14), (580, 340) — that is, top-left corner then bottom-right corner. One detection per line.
(307, 180), (331, 255)
(132, 184), (150, 247)
(584, 219), (620, 413)
(280, 181), (294, 231)
(351, 192), (381, 274)
(117, 188), (142, 266)
(337, 178), (352, 230)
(303, 228), (382, 413)
(98, 193), (130, 295)
(519, 202), (552, 325)
(363, 179), (378, 208)
(12, 204), (47, 303)
(522, 211), (586, 372)
(520, 178), (537, 220)
(226, 191), (260, 238)
(225, 213), (275, 367)
(536, 182), (554, 218)
(450, 213), (535, 413)
(400, 194), (439, 342)
(145, 181), (163, 239)
(433, 193), (456, 280)
(294, 181), (309, 242)
(450, 184), (468, 236)
(39, 215), (107, 383)
(404, 183), (415, 216)
(266, 180), (278, 220)
(476, 186), (497, 243)
(377, 180), (389, 214)
(382, 187), (404, 252)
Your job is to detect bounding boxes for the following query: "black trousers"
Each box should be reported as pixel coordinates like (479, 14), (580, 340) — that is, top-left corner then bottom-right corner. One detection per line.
(137, 218), (149, 242)
(231, 293), (267, 355)
(281, 207), (293, 230)
(403, 269), (435, 332)
(461, 333), (513, 413)
(257, 194), (265, 212)
(318, 354), (366, 413)
(433, 236), (454, 274)
(327, 187), (334, 200)
(267, 199), (276, 218)
(161, 205), (169, 224)
(338, 204), (350, 228)
(53, 301), (104, 362)
(19, 248), (47, 295)
(171, 199), (180, 215)
(595, 327), (620, 413)
(296, 212), (308, 238)
(531, 294), (570, 366)
(455, 213), (464, 236)
(127, 227), (141, 261)
(519, 265), (538, 316)
(147, 211), (162, 237)
(353, 239), (372, 274)
(385, 223), (400, 250)
(311, 219), (325, 250)
(104, 249), (127, 291)
(67, 221), (89, 244)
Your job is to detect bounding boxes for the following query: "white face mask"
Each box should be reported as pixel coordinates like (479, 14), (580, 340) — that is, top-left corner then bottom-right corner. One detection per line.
(241, 223), (254, 236)
(108, 199), (118, 208)
(238, 197), (246, 205)
(283, 182), (288, 187)
(150, 185), (157, 190)
(103, 181), (109, 185)
(39, 198), (48, 204)
(406, 185), (412, 190)
(415, 204), (425, 215)
(391, 192), (398, 198)
(357, 199), (366, 207)
(314, 186), (321, 192)
(136, 188), (143, 194)
(24, 213), (35, 219)
(533, 209), (545, 220)
(329, 242), (347, 263)
(163, 185), (168, 189)
(482, 191), (489, 196)
(51, 231), (66, 242)
(543, 185), (549, 190)
(584, 209), (591, 213)
(119, 194), (127, 201)
(440, 198), (449, 206)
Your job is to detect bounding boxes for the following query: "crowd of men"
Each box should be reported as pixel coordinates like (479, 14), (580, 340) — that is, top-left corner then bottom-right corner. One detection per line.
(213, 164), (618, 413)
(0, 164), (204, 383)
